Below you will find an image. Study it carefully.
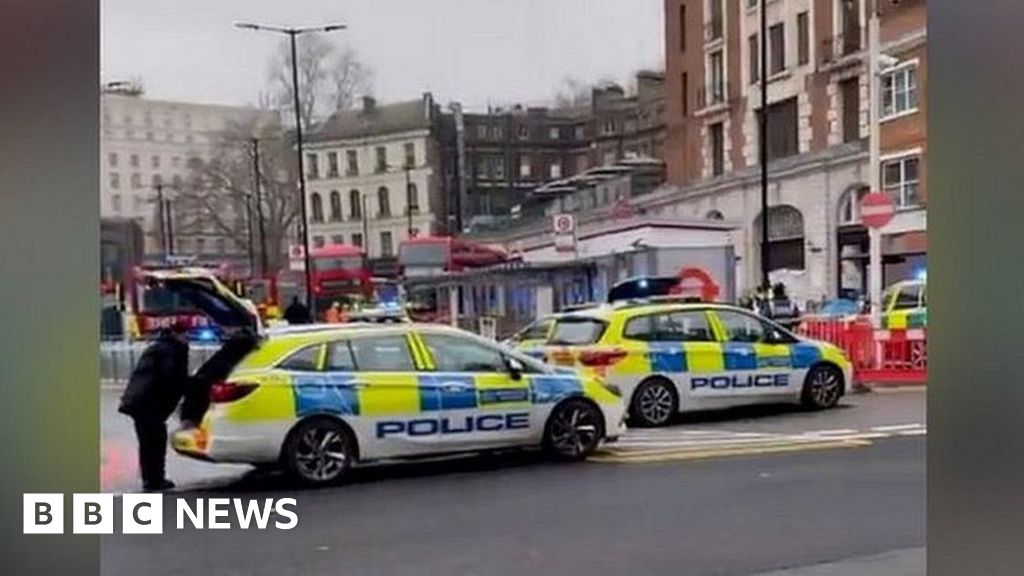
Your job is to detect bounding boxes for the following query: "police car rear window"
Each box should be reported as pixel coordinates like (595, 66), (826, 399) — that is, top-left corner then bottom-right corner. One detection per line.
(549, 317), (607, 345)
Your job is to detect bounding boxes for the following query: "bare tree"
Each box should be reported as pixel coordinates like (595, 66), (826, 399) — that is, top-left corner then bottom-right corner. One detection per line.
(266, 35), (373, 129)
(173, 119), (302, 274)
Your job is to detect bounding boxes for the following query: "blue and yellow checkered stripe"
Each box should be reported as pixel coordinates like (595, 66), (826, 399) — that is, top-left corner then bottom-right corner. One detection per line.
(610, 341), (828, 377)
(285, 372), (589, 419)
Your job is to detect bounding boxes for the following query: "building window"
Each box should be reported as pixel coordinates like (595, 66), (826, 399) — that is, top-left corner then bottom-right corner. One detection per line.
(708, 50), (725, 104)
(882, 155), (921, 208)
(749, 34), (759, 85)
(130, 173), (141, 189)
(151, 155), (161, 169)
(352, 233), (363, 247)
(407, 182), (419, 213)
(349, 189), (362, 220)
(881, 64), (918, 119)
(130, 154), (139, 168)
(549, 126), (560, 140)
(520, 156), (532, 178)
(330, 190), (342, 221)
(327, 152), (339, 178)
(346, 150), (359, 175)
(108, 153), (118, 167)
(146, 132), (154, 141)
(797, 12), (810, 66)
(380, 231), (394, 257)
(492, 156), (505, 179)
(682, 72), (689, 115)
(313, 236), (325, 249)
(841, 77), (861, 143)
(549, 159), (563, 179)
(306, 153), (319, 179)
(111, 194), (122, 213)
(517, 124), (529, 140)
(311, 193), (324, 223)
(134, 195), (144, 212)
(758, 97), (799, 161)
(172, 156), (181, 168)
(709, 122), (725, 176)
(216, 237), (226, 254)
(172, 175), (182, 188)
(769, 23), (786, 74)
(404, 142), (416, 168)
(757, 204), (806, 271)
(709, 0), (723, 41)
(152, 174), (163, 187)
(679, 3), (687, 52)
(195, 237), (206, 255)
(490, 123), (504, 140)
(331, 235), (344, 245)
(375, 146), (387, 173)
(377, 187), (391, 218)
(575, 125), (585, 140)
(476, 124), (488, 140)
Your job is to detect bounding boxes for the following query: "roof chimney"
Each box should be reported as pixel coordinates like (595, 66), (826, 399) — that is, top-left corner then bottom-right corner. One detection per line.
(362, 96), (377, 113)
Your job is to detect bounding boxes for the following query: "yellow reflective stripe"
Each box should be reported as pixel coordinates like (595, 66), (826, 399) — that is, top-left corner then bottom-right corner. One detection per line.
(887, 312), (909, 330)
(222, 372), (296, 422)
(611, 342), (651, 376)
(315, 343), (327, 371)
(683, 342), (725, 373)
(408, 333), (435, 371)
(706, 311), (729, 342)
(357, 373), (422, 416)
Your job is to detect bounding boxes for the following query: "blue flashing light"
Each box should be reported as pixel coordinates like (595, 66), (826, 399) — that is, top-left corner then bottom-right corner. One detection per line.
(195, 328), (218, 342)
(638, 278), (649, 290)
(915, 269), (928, 282)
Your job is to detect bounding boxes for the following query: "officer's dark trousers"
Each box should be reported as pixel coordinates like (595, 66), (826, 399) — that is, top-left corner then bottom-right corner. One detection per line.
(132, 417), (168, 487)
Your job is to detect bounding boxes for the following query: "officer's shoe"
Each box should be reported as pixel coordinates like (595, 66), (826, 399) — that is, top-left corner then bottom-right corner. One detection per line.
(143, 479), (176, 493)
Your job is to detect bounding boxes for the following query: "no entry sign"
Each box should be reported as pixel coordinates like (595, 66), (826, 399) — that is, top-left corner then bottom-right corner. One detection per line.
(860, 192), (895, 229)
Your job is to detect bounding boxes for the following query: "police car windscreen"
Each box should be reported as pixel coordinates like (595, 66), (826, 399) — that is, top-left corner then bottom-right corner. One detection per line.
(549, 317), (607, 345)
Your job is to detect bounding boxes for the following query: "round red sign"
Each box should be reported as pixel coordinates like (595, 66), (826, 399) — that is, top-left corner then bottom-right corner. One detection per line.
(860, 192), (895, 229)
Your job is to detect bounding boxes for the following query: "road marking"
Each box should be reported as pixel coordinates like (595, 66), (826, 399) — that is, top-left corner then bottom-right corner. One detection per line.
(591, 439), (871, 464)
(895, 429), (928, 436)
(870, 424), (925, 432)
(804, 429), (859, 436)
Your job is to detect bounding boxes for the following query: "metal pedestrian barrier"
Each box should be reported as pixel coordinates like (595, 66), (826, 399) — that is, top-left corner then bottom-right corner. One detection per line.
(797, 317), (926, 385)
(100, 341), (220, 385)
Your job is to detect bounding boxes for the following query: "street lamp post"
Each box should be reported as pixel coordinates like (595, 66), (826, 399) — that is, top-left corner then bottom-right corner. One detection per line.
(250, 138), (269, 275)
(235, 21), (347, 316)
(758, 0), (770, 292)
(244, 193), (256, 275)
(404, 165), (415, 238)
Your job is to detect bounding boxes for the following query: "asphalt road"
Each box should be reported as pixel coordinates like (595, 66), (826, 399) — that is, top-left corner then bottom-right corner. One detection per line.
(102, 437), (923, 576)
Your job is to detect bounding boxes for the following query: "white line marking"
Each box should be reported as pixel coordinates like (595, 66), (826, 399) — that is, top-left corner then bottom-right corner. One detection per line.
(804, 429), (859, 435)
(870, 424), (925, 432)
(896, 429), (928, 436)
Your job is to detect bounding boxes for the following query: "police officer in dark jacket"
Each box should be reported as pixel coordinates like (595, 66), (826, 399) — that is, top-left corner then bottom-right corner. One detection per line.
(118, 326), (190, 492)
(283, 295), (311, 325)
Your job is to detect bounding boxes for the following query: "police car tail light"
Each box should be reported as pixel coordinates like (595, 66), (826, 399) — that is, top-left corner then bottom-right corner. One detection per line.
(210, 380), (259, 403)
(578, 348), (628, 367)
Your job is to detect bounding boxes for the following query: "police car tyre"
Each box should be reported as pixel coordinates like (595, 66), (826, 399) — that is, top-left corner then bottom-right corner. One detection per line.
(629, 377), (678, 428)
(282, 418), (356, 485)
(801, 364), (843, 410)
(543, 398), (604, 460)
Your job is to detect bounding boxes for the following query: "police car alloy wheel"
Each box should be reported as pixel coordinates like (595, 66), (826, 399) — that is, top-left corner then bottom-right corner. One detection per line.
(801, 365), (843, 410)
(283, 419), (355, 485)
(544, 399), (604, 460)
(630, 378), (678, 428)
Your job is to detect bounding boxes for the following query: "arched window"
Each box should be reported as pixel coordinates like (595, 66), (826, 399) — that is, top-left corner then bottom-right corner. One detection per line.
(754, 205), (805, 272)
(706, 209), (725, 221)
(377, 186), (391, 218)
(310, 192), (324, 223)
(349, 189), (362, 220)
(329, 190), (342, 221)
(406, 182), (419, 213)
(838, 185), (869, 226)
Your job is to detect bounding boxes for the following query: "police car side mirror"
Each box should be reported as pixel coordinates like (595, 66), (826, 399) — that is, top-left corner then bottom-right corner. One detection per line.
(506, 357), (525, 381)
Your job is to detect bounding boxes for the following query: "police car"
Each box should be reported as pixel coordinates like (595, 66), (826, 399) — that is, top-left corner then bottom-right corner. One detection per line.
(158, 271), (625, 485)
(517, 301), (853, 427)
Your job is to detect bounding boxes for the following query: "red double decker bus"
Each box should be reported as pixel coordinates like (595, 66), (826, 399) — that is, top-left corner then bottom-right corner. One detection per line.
(309, 244), (373, 315)
(398, 236), (509, 323)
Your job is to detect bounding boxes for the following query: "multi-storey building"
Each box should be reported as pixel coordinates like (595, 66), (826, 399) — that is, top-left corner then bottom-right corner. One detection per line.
(304, 94), (452, 273)
(656, 0), (926, 301)
(100, 82), (278, 267)
(457, 71), (668, 231)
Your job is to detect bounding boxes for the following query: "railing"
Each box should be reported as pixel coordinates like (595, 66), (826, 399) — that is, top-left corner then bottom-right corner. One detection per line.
(100, 342), (221, 385)
(797, 316), (926, 385)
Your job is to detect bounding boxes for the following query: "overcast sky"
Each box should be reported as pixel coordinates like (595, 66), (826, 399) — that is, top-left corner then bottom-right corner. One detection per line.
(101, 0), (664, 111)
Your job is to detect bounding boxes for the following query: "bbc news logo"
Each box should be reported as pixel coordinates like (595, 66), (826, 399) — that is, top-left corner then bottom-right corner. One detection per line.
(23, 494), (298, 534)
